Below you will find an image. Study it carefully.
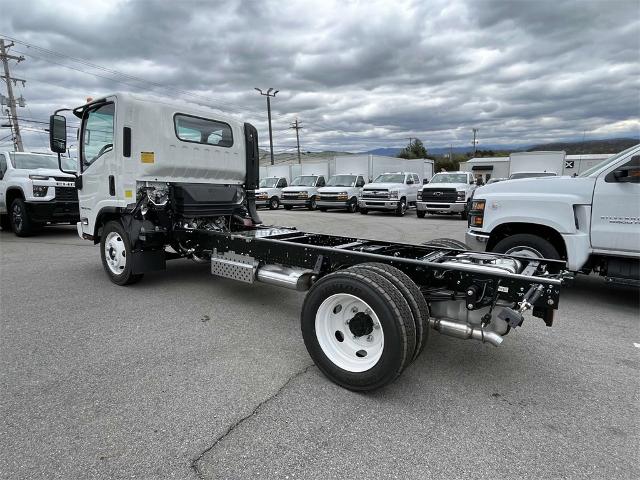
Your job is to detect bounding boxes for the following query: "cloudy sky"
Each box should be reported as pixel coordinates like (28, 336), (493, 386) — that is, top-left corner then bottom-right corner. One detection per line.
(1, 0), (638, 154)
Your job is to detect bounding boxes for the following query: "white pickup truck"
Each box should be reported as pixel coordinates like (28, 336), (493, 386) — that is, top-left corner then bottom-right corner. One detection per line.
(417, 171), (477, 219)
(255, 176), (288, 209)
(281, 174), (327, 210)
(317, 174), (366, 213)
(359, 172), (421, 216)
(0, 151), (79, 236)
(466, 144), (640, 285)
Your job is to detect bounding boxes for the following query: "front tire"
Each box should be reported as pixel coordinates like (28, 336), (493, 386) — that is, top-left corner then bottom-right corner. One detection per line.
(301, 268), (416, 391)
(395, 198), (407, 217)
(492, 233), (560, 260)
(100, 220), (144, 285)
(346, 198), (358, 213)
(417, 210), (426, 218)
(359, 208), (368, 215)
(308, 197), (317, 210)
(10, 198), (34, 237)
(268, 197), (280, 210)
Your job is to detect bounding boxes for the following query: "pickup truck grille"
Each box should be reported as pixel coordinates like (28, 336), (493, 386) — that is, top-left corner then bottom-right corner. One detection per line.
(421, 188), (457, 203)
(54, 187), (78, 202)
(362, 189), (389, 200)
(282, 192), (307, 199)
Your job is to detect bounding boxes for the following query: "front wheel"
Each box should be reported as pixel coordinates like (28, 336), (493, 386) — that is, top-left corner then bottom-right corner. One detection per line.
(100, 220), (144, 285)
(492, 234), (560, 260)
(359, 208), (368, 215)
(10, 198), (35, 237)
(417, 210), (426, 219)
(268, 197), (280, 210)
(308, 197), (317, 210)
(395, 198), (407, 217)
(346, 198), (358, 213)
(460, 209), (468, 220)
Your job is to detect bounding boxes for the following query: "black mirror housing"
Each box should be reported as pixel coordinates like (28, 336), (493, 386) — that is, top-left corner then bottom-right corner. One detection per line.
(49, 114), (67, 153)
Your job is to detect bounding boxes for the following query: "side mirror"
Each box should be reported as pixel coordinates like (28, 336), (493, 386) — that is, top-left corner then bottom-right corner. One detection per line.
(423, 179), (429, 184)
(49, 114), (67, 153)
(406, 179), (414, 185)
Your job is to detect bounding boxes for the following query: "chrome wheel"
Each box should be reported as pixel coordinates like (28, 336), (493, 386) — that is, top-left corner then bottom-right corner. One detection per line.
(505, 245), (544, 259)
(104, 231), (127, 275)
(315, 293), (384, 372)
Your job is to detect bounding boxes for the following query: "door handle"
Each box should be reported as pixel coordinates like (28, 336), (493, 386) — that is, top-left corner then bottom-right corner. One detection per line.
(108, 175), (115, 196)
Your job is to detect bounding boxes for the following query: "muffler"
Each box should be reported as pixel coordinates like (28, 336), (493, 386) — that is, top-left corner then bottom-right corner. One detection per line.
(256, 264), (314, 291)
(429, 318), (503, 346)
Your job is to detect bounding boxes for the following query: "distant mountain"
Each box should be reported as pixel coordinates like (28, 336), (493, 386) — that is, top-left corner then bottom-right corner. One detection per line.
(526, 138), (639, 155)
(365, 147), (401, 156)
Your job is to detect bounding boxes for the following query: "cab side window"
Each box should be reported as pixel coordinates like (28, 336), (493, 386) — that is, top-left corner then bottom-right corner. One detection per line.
(356, 176), (365, 187)
(606, 155), (640, 183)
(277, 178), (287, 188)
(317, 176), (325, 187)
(82, 103), (115, 168)
(413, 174), (419, 184)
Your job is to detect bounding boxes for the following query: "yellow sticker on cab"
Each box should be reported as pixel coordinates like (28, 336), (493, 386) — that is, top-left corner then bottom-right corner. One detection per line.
(141, 151), (155, 163)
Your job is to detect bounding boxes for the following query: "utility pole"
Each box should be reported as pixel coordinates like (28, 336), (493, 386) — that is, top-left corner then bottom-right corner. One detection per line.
(0, 39), (25, 152)
(289, 117), (303, 164)
(471, 128), (479, 156)
(254, 87), (278, 165)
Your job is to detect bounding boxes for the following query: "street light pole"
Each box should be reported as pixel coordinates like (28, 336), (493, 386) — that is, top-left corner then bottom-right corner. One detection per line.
(255, 87), (278, 165)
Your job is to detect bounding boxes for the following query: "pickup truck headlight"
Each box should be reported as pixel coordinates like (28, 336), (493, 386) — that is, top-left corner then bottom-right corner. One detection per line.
(469, 199), (485, 227)
(456, 190), (466, 201)
(337, 191), (348, 200)
(417, 190), (422, 201)
(29, 174), (50, 181)
(32, 185), (49, 197)
(389, 190), (399, 200)
(300, 191), (308, 198)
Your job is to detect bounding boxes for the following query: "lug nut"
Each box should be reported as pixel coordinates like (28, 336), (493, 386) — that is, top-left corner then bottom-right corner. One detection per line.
(366, 335), (373, 342)
(547, 299), (554, 305)
(351, 307), (358, 313)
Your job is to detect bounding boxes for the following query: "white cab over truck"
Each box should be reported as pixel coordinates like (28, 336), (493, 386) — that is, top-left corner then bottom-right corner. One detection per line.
(46, 92), (571, 391)
(417, 171), (476, 220)
(255, 176), (288, 209)
(466, 145), (640, 286)
(317, 174), (366, 213)
(281, 174), (326, 210)
(0, 151), (79, 236)
(359, 172), (421, 216)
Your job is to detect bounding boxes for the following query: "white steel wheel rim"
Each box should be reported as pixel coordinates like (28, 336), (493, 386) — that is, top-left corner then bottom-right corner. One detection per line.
(104, 231), (127, 275)
(505, 246), (543, 259)
(315, 293), (384, 372)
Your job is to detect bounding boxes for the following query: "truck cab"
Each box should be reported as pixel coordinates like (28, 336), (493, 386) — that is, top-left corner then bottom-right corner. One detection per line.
(466, 144), (640, 285)
(417, 171), (476, 219)
(0, 151), (79, 236)
(281, 175), (326, 210)
(317, 174), (366, 213)
(255, 176), (287, 209)
(359, 172), (420, 216)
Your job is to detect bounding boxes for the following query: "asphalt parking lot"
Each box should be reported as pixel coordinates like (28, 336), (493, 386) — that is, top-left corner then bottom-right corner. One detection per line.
(1, 208), (638, 480)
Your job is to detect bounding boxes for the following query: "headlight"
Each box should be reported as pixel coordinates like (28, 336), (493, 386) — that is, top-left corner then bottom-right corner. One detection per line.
(29, 174), (50, 181)
(337, 191), (348, 200)
(469, 199), (486, 227)
(389, 190), (399, 199)
(417, 190), (422, 201)
(457, 190), (466, 201)
(300, 191), (308, 198)
(33, 185), (49, 197)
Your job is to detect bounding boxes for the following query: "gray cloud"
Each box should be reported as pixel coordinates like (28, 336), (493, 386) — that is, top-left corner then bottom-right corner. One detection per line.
(1, 0), (638, 153)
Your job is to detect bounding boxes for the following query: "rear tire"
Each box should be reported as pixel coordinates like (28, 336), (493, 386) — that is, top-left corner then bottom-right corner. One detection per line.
(10, 198), (34, 237)
(492, 234), (560, 260)
(460, 209), (468, 220)
(100, 220), (144, 286)
(301, 268), (416, 391)
(422, 238), (469, 250)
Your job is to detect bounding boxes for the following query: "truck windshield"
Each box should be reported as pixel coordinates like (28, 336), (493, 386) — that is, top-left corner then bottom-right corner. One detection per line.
(259, 178), (279, 188)
(327, 175), (356, 187)
(9, 153), (77, 172)
(509, 172), (557, 180)
(430, 173), (467, 183)
(291, 176), (317, 186)
(373, 174), (404, 183)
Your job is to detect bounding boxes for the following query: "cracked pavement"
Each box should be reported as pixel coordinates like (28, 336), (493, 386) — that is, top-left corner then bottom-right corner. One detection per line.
(1, 210), (638, 479)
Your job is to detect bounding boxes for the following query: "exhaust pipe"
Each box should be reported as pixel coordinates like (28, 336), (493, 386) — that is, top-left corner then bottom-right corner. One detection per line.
(429, 318), (503, 346)
(256, 264), (314, 291)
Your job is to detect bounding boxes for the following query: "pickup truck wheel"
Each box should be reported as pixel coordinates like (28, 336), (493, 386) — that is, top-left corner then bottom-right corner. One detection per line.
(417, 210), (426, 218)
(359, 208), (368, 215)
(346, 198), (358, 213)
(100, 221), (144, 285)
(308, 197), (317, 210)
(349, 263), (429, 361)
(301, 269), (416, 391)
(492, 234), (560, 260)
(395, 198), (407, 217)
(284, 205), (293, 210)
(268, 197), (280, 210)
(460, 209), (468, 220)
(10, 198), (34, 237)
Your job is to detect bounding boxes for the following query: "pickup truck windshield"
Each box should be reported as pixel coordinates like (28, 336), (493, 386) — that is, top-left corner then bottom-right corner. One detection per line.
(509, 172), (557, 180)
(373, 174), (404, 183)
(9, 153), (76, 172)
(291, 176), (317, 186)
(327, 175), (356, 187)
(430, 173), (467, 183)
(259, 178), (279, 188)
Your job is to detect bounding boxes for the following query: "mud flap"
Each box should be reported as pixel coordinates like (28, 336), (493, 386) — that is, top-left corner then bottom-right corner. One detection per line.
(131, 250), (166, 274)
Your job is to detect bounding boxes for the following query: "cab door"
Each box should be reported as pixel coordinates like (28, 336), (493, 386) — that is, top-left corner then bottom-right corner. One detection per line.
(78, 101), (117, 229)
(590, 154), (640, 252)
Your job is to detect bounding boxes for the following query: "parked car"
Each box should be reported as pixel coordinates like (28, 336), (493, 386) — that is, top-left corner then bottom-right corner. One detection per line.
(466, 144), (640, 285)
(317, 174), (366, 213)
(359, 172), (421, 216)
(0, 151), (79, 236)
(255, 176), (288, 209)
(281, 174), (326, 210)
(416, 171), (476, 219)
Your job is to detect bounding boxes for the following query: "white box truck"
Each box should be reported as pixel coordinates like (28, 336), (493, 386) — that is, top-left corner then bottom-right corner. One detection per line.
(508, 151), (564, 180)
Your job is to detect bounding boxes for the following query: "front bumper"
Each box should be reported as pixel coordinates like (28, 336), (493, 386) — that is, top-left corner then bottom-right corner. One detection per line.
(281, 198), (311, 207)
(317, 200), (350, 208)
(255, 198), (271, 206)
(358, 199), (399, 210)
(25, 201), (80, 223)
(465, 230), (490, 251)
(417, 201), (466, 213)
